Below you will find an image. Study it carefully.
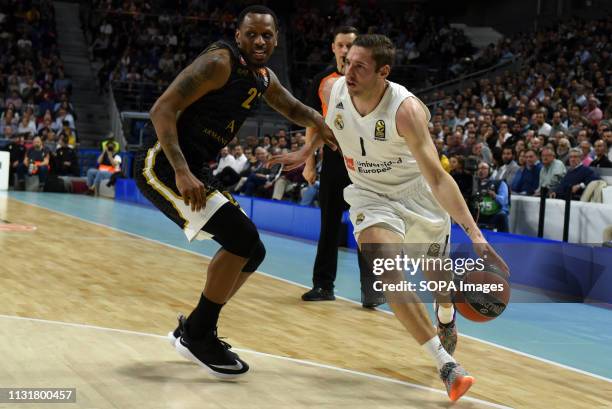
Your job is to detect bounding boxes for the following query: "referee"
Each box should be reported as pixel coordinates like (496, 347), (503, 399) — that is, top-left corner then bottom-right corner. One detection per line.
(301, 26), (381, 307)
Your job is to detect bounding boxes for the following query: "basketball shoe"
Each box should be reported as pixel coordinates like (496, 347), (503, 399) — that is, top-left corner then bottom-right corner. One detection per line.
(435, 301), (457, 356)
(175, 328), (249, 379)
(440, 362), (475, 401)
(167, 314), (186, 346)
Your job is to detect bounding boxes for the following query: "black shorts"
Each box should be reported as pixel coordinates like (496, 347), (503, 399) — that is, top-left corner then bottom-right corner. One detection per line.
(134, 142), (240, 233)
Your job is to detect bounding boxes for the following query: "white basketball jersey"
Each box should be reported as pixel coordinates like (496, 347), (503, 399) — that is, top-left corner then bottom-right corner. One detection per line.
(325, 77), (431, 195)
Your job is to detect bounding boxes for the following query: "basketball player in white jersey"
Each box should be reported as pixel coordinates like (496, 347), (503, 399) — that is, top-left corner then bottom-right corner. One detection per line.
(271, 34), (509, 402)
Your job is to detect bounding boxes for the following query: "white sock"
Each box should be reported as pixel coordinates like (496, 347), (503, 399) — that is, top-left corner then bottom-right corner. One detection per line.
(437, 304), (455, 325)
(423, 335), (455, 370)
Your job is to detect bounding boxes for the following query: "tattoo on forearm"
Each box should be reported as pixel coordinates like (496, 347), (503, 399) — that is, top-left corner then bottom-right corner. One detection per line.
(461, 223), (471, 236)
(174, 55), (223, 99)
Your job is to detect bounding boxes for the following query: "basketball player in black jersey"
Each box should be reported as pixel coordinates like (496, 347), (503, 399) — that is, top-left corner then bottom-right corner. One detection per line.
(134, 5), (336, 378)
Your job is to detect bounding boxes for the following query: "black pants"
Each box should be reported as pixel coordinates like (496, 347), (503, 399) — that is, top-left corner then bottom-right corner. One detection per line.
(312, 147), (371, 294)
(478, 212), (509, 232)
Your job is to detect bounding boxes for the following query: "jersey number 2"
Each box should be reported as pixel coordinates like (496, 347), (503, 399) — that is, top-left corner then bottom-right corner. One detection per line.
(242, 87), (259, 109)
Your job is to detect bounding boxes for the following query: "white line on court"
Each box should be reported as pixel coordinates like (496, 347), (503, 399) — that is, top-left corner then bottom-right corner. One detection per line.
(5, 194), (612, 385)
(0, 314), (512, 409)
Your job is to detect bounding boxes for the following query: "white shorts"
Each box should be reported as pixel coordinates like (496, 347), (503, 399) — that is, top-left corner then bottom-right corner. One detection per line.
(344, 177), (451, 256)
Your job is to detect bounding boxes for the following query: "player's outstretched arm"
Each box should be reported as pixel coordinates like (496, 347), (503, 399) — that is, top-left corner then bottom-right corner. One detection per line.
(264, 69), (337, 151)
(149, 49), (231, 211)
(397, 98), (509, 274)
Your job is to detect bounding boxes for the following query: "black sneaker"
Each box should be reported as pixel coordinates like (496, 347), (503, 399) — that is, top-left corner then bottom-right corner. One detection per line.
(301, 287), (335, 301)
(175, 328), (249, 379)
(167, 313), (186, 346)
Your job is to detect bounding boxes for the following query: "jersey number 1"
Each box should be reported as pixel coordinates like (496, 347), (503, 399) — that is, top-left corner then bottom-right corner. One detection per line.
(242, 87), (259, 109)
(360, 137), (366, 156)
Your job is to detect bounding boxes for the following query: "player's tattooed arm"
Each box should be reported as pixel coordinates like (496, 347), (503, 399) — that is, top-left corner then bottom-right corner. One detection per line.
(149, 49), (231, 172)
(264, 68), (322, 128)
(264, 69), (338, 151)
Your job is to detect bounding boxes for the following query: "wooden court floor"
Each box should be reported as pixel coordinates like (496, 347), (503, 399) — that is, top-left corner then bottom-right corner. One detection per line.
(1, 197), (611, 408)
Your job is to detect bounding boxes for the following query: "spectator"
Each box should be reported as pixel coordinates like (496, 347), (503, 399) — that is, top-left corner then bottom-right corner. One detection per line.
(580, 140), (593, 167)
(590, 139), (612, 168)
(584, 96), (603, 126)
(491, 147), (520, 187)
(512, 149), (542, 195)
(6, 132), (26, 188)
(57, 121), (77, 147)
(535, 110), (552, 137)
(17, 115), (36, 139)
(272, 164), (306, 201)
(537, 147), (566, 195)
(54, 108), (75, 131)
(552, 148), (601, 200)
(212, 146), (236, 176)
(474, 162), (509, 232)
(449, 155), (473, 202)
(87, 143), (122, 193)
(240, 147), (282, 197)
(17, 136), (51, 189)
(54, 137), (80, 176)
(434, 138), (450, 172)
(556, 138), (571, 165)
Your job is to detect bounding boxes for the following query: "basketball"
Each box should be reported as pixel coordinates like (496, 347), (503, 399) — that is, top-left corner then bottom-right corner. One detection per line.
(454, 265), (511, 322)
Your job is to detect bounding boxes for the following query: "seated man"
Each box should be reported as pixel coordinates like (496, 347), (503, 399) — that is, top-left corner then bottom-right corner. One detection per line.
(54, 137), (80, 176)
(86, 142), (122, 193)
(240, 147), (282, 197)
(5, 129), (26, 188)
(552, 148), (601, 200)
(491, 147), (520, 188)
(212, 146), (236, 177)
(590, 139), (612, 168)
(537, 147), (566, 195)
(473, 162), (510, 232)
(16, 136), (50, 189)
(215, 145), (248, 188)
(512, 149), (542, 195)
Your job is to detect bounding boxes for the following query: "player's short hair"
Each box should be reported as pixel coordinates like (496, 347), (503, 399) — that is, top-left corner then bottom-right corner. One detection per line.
(352, 34), (395, 70)
(333, 26), (358, 40)
(237, 5), (279, 31)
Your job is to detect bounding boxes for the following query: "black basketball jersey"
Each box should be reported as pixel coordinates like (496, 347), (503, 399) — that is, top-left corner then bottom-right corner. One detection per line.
(175, 40), (270, 165)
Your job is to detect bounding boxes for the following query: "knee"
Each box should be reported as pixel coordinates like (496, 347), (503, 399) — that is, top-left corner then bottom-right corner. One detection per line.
(223, 218), (261, 258)
(243, 238), (266, 273)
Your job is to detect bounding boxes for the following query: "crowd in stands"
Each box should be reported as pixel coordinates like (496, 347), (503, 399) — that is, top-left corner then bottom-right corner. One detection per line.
(289, 1), (520, 101)
(425, 16), (611, 231)
(84, 0), (248, 101)
(0, 0), (81, 190)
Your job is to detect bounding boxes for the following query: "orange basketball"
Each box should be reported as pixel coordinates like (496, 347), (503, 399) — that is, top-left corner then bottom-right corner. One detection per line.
(454, 266), (510, 322)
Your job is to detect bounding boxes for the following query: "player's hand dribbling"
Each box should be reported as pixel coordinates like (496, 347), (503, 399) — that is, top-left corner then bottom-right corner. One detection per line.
(175, 168), (207, 212)
(472, 240), (510, 278)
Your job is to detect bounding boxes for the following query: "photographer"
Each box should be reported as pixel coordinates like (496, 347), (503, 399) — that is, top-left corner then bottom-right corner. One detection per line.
(86, 142), (122, 194)
(473, 162), (510, 232)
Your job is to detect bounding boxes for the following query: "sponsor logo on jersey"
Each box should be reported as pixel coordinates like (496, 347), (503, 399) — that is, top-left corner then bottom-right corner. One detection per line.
(344, 155), (355, 171)
(353, 158), (403, 174)
(334, 113), (344, 130)
(356, 213), (365, 225)
(336, 101), (344, 109)
(374, 120), (386, 141)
